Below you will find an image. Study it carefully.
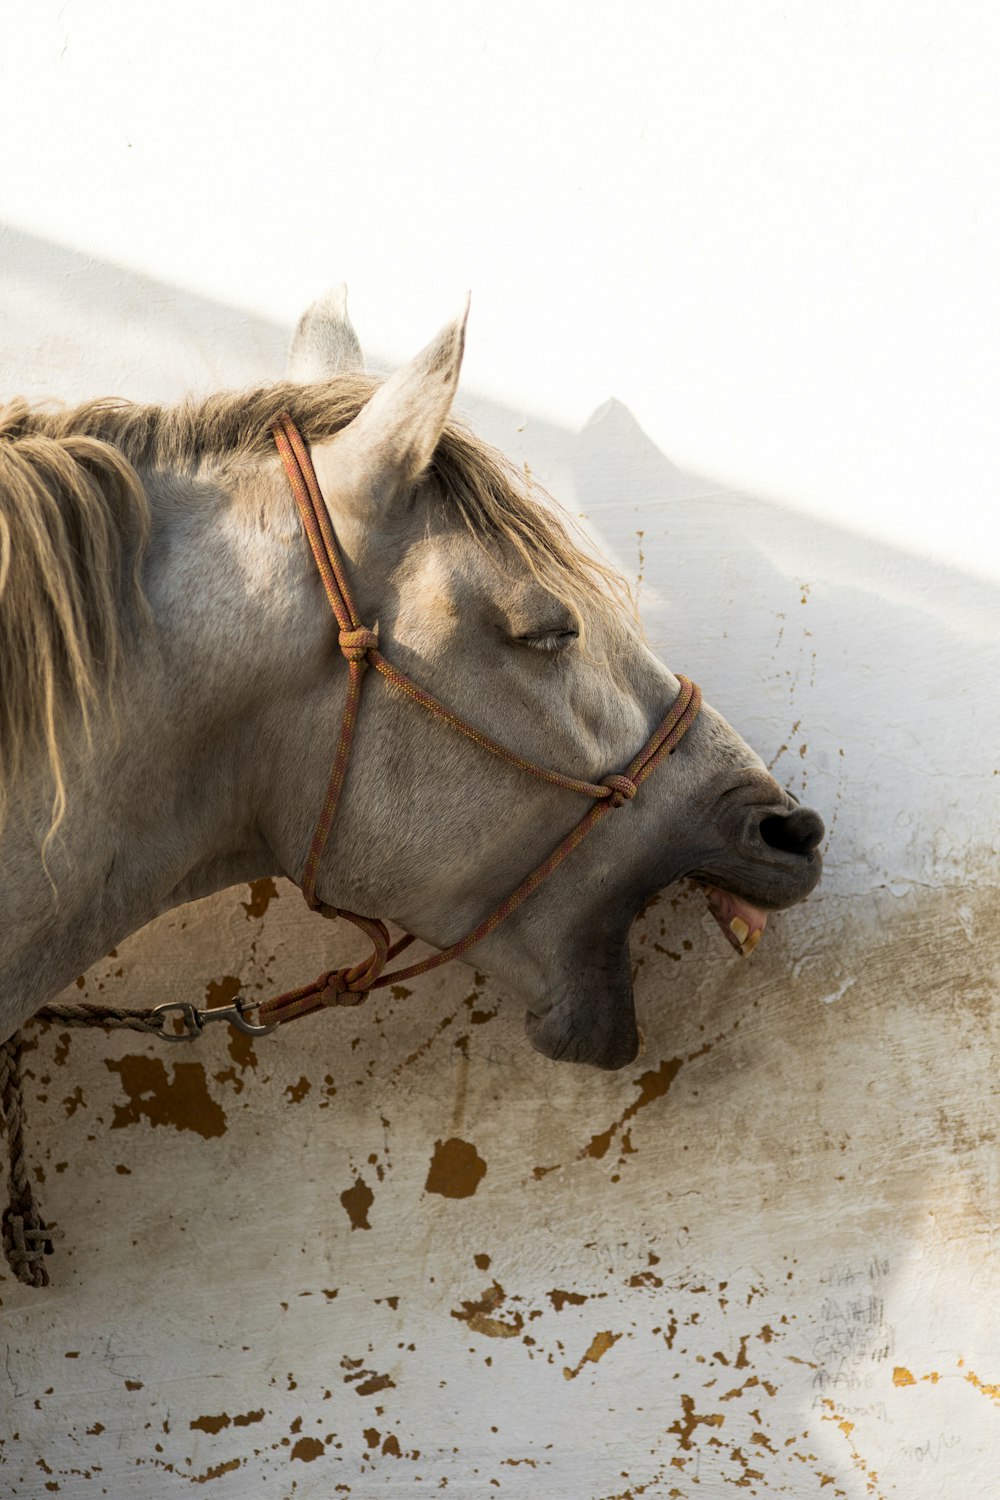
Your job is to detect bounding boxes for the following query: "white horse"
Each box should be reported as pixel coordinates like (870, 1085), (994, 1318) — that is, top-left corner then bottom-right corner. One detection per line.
(0, 291), (823, 1070)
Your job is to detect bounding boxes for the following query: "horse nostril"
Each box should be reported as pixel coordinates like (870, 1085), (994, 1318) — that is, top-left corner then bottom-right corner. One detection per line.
(759, 807), (825, 856)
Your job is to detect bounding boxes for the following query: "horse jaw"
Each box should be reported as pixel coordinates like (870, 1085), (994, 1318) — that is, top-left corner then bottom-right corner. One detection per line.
(521, 927), (640, 1070)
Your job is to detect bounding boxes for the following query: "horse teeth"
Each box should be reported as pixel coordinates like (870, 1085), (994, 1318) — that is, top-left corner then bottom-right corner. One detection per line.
(729, 916), (750, 946)
(740, 929), (762, 958)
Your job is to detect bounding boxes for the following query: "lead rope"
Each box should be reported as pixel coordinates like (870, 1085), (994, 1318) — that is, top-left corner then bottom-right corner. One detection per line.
(1, 413), (701, 1286)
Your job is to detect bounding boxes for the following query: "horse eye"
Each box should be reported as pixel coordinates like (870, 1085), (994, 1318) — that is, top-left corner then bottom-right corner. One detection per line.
(516, 627), (579, 652)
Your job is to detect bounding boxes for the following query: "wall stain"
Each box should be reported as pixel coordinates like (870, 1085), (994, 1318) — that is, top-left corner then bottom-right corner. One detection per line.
(820, 1399), (887, 1500)
(580, 1056), (684, 1161)
(425, 1137), (487, 1198)
(452, 1282), (523, 1339)
(227, 1027), (258, 1072)
(290, 1436), (324, 1462)
(242, 878), (278, 919)
(187, 1409), (265, 1435)
(563, 1330), (621, 1379)
(104, 1056), (227, 1138)
(190, 1414), (230, 1435)
(340, 1175), (374, 1230)
(205, 975), (242, 1010)
(668, 1393), (725, 1449)
(191, 1457), (241, 1483)
(549, 1289), (588, 1312)
(960, 1360), (1000, 1404)
(340, 1358), (396, 1398)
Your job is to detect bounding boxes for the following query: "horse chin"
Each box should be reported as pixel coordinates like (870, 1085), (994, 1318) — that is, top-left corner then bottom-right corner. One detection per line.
(524, 985), (641, 1071)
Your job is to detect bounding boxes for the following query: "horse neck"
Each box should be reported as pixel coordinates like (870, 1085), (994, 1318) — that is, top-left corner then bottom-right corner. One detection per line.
(0, 481), (281, 1034)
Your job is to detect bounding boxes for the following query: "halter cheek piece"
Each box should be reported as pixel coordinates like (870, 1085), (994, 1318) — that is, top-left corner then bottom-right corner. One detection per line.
(228, 413), (702, 1031)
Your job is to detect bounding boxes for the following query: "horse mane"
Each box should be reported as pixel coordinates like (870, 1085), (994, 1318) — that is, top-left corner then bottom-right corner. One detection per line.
(0, 376), (635, 835)
(0, 400), (151, 840)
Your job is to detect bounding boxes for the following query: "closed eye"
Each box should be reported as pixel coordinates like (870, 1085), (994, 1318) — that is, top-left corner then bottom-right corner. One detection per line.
(515, 627), (579, 653)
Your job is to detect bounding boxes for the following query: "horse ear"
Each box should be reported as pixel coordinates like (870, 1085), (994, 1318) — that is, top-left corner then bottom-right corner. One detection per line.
(288, 284), (364, 380)
(311, 297), (470, 526)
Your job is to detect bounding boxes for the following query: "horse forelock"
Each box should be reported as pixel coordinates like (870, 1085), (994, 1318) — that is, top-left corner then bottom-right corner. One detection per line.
(0, 376), (637, 834)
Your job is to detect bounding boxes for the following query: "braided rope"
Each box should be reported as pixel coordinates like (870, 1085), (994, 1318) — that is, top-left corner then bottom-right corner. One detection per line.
(0, 1035), (61, 1287)
(35, 1003), (165, 1033)
(1, 1006), (167, 1285)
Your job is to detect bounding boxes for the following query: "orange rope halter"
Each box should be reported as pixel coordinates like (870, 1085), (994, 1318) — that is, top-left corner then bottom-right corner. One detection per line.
(257, 414), (702, 1028)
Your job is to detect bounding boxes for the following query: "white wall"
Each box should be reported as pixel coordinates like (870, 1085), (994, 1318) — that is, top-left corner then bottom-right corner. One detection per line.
(1, 5), (998, 1496)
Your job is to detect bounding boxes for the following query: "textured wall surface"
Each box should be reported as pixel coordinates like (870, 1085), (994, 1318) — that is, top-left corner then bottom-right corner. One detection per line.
(2, 4), (999, 1496)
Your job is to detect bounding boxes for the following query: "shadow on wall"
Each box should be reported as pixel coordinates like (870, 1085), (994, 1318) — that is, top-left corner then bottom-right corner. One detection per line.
(0, 221), (289, 399)
(2, 225), (1000, 1495)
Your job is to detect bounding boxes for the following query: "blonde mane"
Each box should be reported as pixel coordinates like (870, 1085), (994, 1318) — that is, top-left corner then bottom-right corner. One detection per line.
(0, 401), (150, 840)
(1, 377), (635, 835)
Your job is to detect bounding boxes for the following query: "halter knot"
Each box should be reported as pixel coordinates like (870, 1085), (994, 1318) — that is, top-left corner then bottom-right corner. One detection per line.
(319, 970), (368, 1007)
(339, 626), (378, 662)
(602, 774), (638, 807)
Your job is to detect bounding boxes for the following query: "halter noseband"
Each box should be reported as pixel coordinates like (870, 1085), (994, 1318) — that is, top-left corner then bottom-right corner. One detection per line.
(256, 413), (701, 1028)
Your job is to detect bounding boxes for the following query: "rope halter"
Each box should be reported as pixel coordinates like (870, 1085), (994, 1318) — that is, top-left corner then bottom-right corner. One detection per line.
(255, 413), (702, 1029)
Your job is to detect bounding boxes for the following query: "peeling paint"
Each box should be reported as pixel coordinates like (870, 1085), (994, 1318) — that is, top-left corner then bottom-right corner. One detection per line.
(104, 1056), (227, 1138)
(452, 1282), (524, 1339)
(563, 1330), (621, 1379)
(581, 1056), (683, 1161)
(668, 1393), (725, 1449)
(290, 1436), (324, 1461)
(424, 1137), (487, 1198)
(340, 1175), (374, 1230)
(242, 878), (279, 919)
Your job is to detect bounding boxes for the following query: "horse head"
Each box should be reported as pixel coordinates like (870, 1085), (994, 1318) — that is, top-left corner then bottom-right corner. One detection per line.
(249, 292), (823, 1067)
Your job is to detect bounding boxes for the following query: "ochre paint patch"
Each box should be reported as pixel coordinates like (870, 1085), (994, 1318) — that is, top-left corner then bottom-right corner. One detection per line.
(191, 1458), (241, 1483)
(563, 1330), (621, 1379)
(963, 1366), (1000, 1404)
(353, 1373), (395, 1398)
(425, 1137), (487, 1198)
(242, 878), (278, 919)
(451, 1282), (524, 1339)
(190, 1414), (230, 1434)
(340, 1175), (374, 1230)
(204, 975), (242, 1009)
(668, 1393), (725, 1449)
(290, 1437), (324, 1462)
(549, 1288), (587, 1312)
(581, 1056), (684, 1161)
(227, 1027), (257, 1071)
(232, 1410), (265, 1426)
(105, 1056), (227, 1138)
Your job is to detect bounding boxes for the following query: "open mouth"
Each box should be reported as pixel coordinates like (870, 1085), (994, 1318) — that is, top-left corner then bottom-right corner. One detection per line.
(702, 885), (770, 957)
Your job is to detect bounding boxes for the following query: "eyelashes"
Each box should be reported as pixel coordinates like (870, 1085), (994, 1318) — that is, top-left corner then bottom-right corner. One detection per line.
(515, 627), (579, 653)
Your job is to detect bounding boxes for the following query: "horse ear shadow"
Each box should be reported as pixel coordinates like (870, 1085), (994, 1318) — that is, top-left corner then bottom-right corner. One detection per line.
(288, 283), (364, 381)
(311, 300), (470, 530)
